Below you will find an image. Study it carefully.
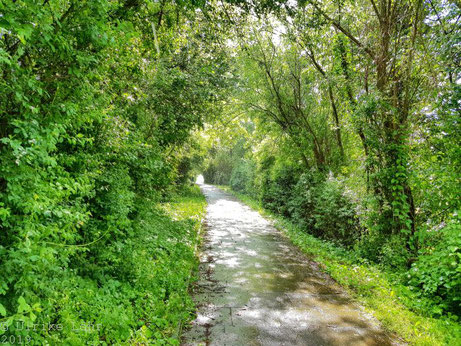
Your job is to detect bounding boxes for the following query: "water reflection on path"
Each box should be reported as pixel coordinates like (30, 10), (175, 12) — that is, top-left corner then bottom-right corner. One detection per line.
(182, 185), (399, 346)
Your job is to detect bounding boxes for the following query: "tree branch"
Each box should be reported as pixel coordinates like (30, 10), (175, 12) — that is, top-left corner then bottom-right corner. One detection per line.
(369, 0), (382, 21)
(305, 0), (375, 59)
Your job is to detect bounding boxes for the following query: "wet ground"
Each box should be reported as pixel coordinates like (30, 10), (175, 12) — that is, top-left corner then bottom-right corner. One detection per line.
(181, 185), (398, 346)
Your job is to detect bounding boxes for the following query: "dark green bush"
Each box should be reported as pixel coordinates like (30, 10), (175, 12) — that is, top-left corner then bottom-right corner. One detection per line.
(261, 165), (299, 217)
(230, 160), (255, 194)
(289, 173), (360, 246)
(311, 177), (360, 246)
(288, 171), (323, 230)
(406, 221), (461, 317)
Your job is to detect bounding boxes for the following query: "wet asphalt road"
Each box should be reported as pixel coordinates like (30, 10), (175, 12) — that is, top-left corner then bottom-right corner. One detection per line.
(181, 185), (397, 346)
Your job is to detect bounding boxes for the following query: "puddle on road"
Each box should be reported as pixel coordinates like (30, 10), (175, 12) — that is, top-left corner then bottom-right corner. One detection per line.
(182, 185), (400, 346)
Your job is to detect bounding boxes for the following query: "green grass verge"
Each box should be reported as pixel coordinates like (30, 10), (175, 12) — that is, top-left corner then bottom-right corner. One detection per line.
(0, 185), (208, 345)
(154, 185), (207, 344)
(42, 185), (207, 346)
(218, 185), (461, 346)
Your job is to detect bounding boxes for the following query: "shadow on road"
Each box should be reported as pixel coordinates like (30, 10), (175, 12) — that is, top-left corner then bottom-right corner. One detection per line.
(182, 185), (399, 346)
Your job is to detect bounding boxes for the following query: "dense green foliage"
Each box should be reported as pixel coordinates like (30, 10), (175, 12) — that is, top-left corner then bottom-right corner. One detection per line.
(0, 0), (223, 343)
(221, 187), (461, 345)
(200, 0), (460, 329)
(1, 0), (460, 344)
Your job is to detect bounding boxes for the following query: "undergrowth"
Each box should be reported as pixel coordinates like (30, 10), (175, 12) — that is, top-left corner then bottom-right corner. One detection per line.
(0, 186), (206, 345)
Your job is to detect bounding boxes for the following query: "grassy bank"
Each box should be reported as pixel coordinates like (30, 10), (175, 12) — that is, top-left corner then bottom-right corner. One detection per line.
(142, 185), (207, 344)
(121, 185), (207, 345)
(218, 186), (461, 346)
(0, 186), (206, 345)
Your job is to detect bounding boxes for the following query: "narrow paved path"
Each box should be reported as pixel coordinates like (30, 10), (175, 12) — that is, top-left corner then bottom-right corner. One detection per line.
(182, 185), (396, 346)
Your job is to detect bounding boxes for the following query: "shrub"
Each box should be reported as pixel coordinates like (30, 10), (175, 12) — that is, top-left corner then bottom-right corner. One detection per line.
(0, 187), (205, 344)
(288, 171), (322, 229)
(312, 177), (360, 246)
(261, 165), (299, 217)
(230, 160), (255, 194)
(378, 234), (411, 268)
(406, 221), (461, 317)
(352, 196), (410, 267)
(289, 173), (360, 246)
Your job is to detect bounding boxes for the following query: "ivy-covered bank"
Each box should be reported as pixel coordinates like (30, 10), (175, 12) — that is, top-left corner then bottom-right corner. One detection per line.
(220, 186), (461, 346)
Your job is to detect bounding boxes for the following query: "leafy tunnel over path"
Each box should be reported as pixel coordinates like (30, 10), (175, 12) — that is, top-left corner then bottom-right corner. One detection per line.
(0, 0), (459, 344)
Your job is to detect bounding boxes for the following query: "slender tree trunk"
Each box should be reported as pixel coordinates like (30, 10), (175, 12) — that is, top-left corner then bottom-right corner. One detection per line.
(328, 85), (344, 157)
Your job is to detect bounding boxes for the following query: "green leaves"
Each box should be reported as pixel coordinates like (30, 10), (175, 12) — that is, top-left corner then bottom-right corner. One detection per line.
(17, 297), (30, 314)
(1, 0), (459, 342)
(0, 0), (223, 343)
(0, 304), (6, 317)
(406, 221), (461, 316)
